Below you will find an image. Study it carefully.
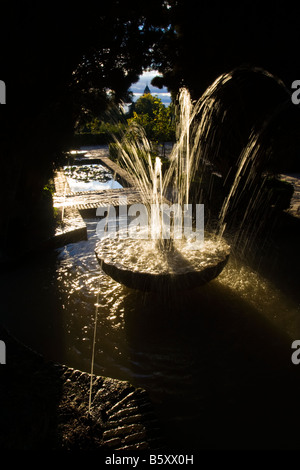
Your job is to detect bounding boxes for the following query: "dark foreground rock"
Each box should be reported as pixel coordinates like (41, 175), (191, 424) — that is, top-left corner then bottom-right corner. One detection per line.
(0, 327), (163, 450)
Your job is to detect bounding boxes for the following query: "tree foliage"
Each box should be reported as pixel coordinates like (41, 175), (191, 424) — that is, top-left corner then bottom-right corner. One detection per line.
(0, 0), (171, 250)
(3, 0), (300, 251)
(128, 94), (175, 143)
(152, 0), (300, 100)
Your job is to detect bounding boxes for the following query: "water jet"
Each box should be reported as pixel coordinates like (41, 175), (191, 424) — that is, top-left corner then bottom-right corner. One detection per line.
(95, 88), (232, 291)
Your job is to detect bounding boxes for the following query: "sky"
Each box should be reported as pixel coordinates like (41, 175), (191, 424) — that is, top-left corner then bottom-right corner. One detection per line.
(129, 70), (171, 106)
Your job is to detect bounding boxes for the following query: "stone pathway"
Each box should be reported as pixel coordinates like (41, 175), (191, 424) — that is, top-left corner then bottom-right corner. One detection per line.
(52, 151), (169, 247)
(52, 155), (145, 248)
(53, 152), (145, 212)
(54, 187), (146, 210)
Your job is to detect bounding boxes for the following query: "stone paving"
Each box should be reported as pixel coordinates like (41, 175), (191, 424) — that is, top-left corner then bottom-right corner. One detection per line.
(52, 150), (168, 247)
(53, 151), (147, 211)
(54, 187), (145, 210)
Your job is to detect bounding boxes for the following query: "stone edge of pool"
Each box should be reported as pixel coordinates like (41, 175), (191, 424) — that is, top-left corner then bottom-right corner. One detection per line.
(51, 154), (140, 249)
(0, 325), (164, 450)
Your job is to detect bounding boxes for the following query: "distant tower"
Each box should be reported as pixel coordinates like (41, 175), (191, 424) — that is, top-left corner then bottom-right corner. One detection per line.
(143, 84), (151, 95)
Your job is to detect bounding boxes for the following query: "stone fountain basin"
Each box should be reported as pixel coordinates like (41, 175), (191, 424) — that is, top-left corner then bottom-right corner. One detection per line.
(95, 235), (230, 292)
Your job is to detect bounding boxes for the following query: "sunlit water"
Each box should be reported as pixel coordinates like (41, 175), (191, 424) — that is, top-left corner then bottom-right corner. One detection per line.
(64, 164), (122, 192)
(55, 219), (300, 374)
(2, 217), (300, 448)
(3, 74), (300, 448)
(95, 233), (230, 275)
(58, 220), (300, 446)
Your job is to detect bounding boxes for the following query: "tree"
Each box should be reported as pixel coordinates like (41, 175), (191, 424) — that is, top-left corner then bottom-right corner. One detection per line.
(151, 0), (300, 100)
(153, 103), (175, 144)
(134, 94), (162, 120)
(127, 94), (175, 148)
(0, 0), (172, 254)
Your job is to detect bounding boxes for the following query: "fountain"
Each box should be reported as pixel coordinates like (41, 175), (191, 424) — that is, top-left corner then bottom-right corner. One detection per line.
(90, 67), (299, 416)
(95, 233), (230, 292)
(94, 66), (299, 292)
(2, 66), (298, 446)
(94, 88), (231, 291)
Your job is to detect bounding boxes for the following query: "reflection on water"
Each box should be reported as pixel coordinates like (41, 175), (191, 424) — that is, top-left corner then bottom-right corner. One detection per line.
(63, 164), (122, 192)
(57, 220), (300, 374)
(2, 217), (300, 449)
(55, 219), (300, 448)
(218, 260), (300, 338)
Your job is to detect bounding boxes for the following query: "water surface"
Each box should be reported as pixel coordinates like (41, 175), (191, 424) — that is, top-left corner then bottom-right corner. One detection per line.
(2, 218), (300, 449)
(64, 164), (122, 192)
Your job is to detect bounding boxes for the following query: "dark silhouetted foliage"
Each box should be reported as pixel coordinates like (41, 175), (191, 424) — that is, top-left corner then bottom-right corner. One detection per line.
(0, 1), (170, 255)
(152, 0), (300, 99)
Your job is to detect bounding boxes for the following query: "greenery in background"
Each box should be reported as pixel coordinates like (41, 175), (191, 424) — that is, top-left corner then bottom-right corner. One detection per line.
(74, 119), (127, 146)
(76, 93), (175, 158)
(79, 119), (126, 135)
(128, 94), (175, 147)
(107, 94), (175, 174)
